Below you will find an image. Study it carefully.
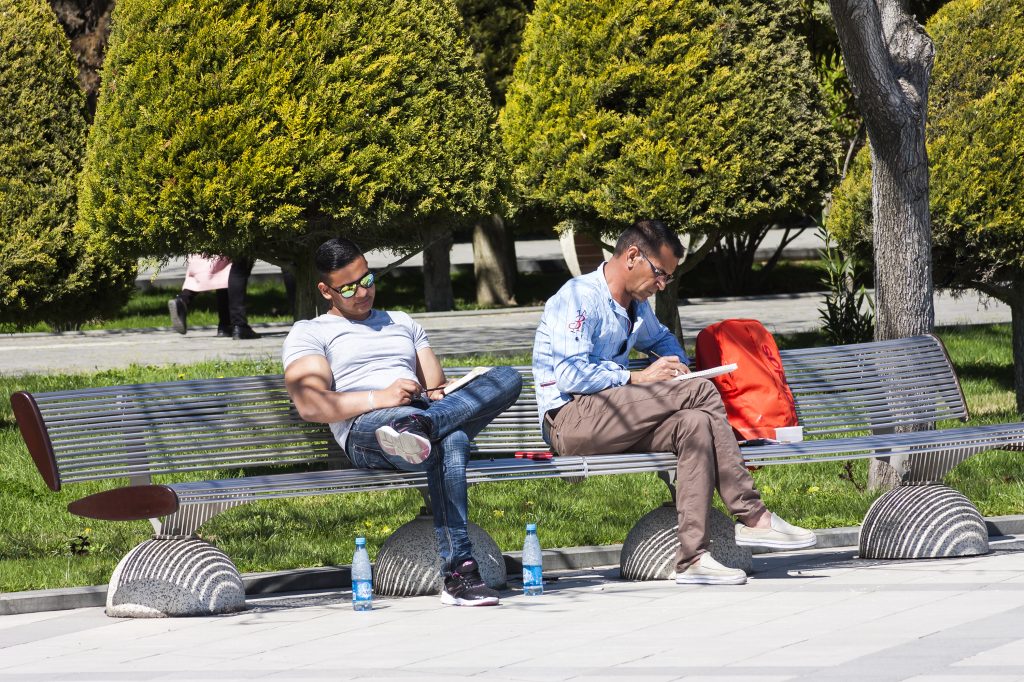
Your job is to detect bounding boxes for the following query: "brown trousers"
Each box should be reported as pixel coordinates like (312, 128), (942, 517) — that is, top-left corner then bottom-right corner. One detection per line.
(546, 379), (767, 571)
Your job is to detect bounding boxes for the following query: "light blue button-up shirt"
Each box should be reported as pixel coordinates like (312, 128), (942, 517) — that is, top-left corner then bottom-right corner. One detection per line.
(532, 264), (689, 427)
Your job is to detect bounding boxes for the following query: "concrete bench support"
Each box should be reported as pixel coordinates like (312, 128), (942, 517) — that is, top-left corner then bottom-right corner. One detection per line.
(106, 536), (246, 618)
(621, 505), (752, 580)
(373, 515), (507, 596)
(859, 484), (989, 559)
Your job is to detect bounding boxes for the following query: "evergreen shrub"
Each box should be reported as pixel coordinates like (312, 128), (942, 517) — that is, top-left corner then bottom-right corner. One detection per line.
(500, 0), (840, 236)
(0, 0), (134, 329)
(79, 0), (498, 268)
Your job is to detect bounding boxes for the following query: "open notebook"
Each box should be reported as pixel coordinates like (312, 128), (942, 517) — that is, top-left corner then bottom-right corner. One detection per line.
(442, 366), (492, 395)
(674, 363), (738, 381)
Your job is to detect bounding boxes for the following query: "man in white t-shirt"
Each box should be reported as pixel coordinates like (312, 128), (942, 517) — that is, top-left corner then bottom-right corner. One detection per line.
(282, 237), (522, 606)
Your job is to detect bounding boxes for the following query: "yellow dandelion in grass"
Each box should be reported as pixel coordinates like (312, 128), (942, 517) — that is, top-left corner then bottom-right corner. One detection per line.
(177, 373), (186, 379)
(380, 526), (391, 534)
(806, 485), (820, 494)
(492, 509), (505, 518)
(84, 528), (92, 535)
(760, 486), (775, 496)
(525, 500), (534, 507)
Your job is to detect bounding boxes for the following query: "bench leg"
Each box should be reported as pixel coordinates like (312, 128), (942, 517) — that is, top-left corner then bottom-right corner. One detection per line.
(620, 503), (752, 580)
(859, 483), (989, 559)
(105, 536), (246, 618)
(373, 512), (507, 597)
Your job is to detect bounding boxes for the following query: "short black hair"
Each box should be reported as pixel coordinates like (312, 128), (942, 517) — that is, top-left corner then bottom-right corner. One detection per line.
(314, 237), (363, 277)
(614, 219), (684, 259)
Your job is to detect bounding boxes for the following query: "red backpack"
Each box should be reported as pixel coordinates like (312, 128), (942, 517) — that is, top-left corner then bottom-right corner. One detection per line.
(694, 319), (798, 441)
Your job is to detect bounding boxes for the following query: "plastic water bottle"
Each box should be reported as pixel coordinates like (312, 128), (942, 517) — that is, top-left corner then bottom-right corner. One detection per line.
(351, 536), (373, 611)
(522, 523), (543, 596)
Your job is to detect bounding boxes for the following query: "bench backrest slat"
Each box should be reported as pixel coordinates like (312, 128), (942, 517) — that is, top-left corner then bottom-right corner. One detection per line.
(779, 334), (966, 434)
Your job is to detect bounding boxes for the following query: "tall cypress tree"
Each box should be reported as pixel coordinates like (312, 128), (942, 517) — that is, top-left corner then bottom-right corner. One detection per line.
(79, 0), (498, 317)
(501, 0), (838, 331)
(0, 0), (134, 329)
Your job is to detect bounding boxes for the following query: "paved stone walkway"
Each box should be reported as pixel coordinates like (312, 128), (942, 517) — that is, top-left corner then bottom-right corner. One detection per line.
(3, 540), (1024, 681)
(0, 290), (1010, 375)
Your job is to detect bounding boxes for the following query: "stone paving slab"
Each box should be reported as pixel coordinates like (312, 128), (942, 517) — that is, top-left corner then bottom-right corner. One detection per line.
(2, 539), (1024, 681)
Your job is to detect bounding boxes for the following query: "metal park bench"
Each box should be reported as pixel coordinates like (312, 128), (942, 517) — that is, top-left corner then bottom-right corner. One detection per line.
(11, 334), (1024, 616)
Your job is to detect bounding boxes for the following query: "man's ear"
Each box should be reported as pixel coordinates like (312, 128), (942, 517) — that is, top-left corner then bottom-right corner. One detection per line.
(316, 283), (333, 301)
(624, 245), (639, 268)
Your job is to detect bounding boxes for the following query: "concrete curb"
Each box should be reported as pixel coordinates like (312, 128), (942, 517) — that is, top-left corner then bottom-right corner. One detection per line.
(5, 515), (1024, 616)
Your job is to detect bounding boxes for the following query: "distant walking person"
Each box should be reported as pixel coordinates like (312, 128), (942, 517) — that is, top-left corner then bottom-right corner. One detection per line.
(168, 255), (261, 339)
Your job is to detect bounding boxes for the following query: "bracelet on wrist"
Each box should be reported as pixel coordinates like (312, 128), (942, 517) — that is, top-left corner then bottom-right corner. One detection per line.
(367, 390), (375, 411)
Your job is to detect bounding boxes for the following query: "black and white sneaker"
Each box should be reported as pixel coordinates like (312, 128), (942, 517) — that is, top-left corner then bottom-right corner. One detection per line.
(441, 558), (500, 606)
(375, 414), (433, 464)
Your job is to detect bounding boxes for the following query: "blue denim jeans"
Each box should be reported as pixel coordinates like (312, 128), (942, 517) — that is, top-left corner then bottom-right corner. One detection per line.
(345, 365), (522, 574)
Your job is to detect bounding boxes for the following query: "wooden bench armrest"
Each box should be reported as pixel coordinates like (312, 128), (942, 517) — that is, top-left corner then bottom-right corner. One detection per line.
(10, 391), (60, 491)
(68, 485), (180, 521)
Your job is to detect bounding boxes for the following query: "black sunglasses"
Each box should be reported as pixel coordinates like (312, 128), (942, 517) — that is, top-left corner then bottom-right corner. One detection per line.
(325, 272), (375, 298)
(637, 251), (675, 284)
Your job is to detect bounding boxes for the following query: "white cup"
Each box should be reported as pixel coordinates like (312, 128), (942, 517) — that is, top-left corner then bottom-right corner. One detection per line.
(775, 425), (804, 443)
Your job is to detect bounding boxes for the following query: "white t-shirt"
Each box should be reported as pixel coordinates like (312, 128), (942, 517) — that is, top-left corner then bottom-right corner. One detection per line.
(281, 310), (431, 448)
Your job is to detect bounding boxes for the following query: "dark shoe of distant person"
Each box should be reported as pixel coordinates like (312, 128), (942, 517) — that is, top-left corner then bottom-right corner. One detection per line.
(441, 558), (500, 606)
(232, 324), (261, 340)
(217, 325), (232, 338)
(375, 414), (433, 464)
(168, 297), (188, 335)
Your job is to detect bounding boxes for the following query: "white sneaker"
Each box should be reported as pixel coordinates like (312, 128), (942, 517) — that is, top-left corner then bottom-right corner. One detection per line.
(735, 513), (817, 550)
(374, 421), (430, 464)
(674, 552), (747, 585)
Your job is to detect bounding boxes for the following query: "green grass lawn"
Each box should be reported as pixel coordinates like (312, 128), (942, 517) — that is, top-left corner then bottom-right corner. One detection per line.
(0, 325), (1019, 592)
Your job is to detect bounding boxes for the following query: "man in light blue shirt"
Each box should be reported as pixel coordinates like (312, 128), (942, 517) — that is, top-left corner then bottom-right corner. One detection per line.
(533, 220), (816, 585)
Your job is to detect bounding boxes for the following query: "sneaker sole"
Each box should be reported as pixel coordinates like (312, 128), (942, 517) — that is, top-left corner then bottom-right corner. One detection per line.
(168, 300), (187, 335)
(675, 573), (747, 585)
(735, 536), (818, 550)
(375, 426), (431, 464)
(440, 591), (500, 606)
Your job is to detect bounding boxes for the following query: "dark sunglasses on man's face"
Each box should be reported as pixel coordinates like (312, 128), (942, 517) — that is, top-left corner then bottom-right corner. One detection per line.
(637, 251), (675, 284)
(326, 272), (375, 298)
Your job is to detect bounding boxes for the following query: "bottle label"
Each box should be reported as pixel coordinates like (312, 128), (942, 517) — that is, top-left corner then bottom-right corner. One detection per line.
(523, 565), (543, 587)
(353, 579), (373, 602)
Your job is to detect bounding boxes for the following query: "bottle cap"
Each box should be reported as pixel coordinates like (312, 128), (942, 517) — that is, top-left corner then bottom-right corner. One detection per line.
(526, 523), (537, 532)
(355, 536), (366, 546)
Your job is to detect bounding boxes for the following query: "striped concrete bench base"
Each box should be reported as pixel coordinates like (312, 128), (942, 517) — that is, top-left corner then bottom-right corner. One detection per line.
(12, 334), (1024, 612)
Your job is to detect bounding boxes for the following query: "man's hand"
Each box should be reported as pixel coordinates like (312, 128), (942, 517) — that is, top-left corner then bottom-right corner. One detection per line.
(630, 356), (689, 384)
(425, 379), (454, 402)
(378, 378), (424, 407)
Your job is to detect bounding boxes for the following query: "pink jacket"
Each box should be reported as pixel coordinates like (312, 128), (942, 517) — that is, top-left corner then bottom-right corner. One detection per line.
(182, 255), (231, 291)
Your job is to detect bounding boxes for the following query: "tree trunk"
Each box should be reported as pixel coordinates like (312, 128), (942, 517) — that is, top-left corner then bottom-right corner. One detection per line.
(829, 0), (935, 490)
(291, 257), (325, 321)
(423, 227), (455, 312)
(655, 267), (684, 346)
(472, 214), (517, 307)
(1012, 289), (1024, 415)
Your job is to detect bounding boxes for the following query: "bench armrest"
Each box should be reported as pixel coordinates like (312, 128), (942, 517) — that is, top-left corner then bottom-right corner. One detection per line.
(68, 485), (179, 521)
(11, 391), (60, 491)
